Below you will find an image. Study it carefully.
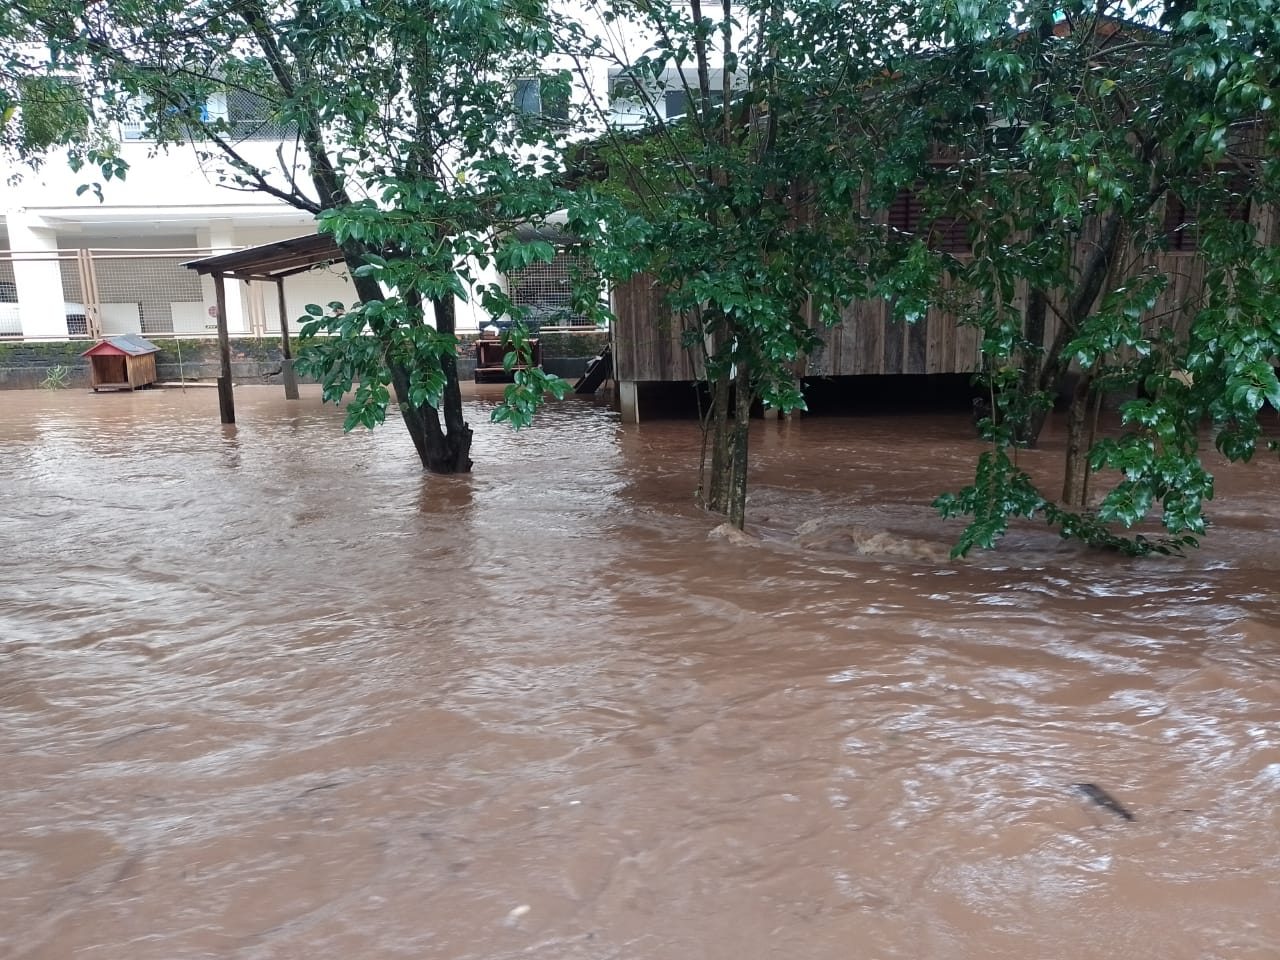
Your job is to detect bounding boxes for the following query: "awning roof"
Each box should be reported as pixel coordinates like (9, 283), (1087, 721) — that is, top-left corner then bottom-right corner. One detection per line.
(183, 233), (345, 282)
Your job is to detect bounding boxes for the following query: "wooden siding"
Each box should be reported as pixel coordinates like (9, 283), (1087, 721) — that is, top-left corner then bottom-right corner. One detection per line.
(612, 275), (702, 382)
(611, 196), (1271, 383)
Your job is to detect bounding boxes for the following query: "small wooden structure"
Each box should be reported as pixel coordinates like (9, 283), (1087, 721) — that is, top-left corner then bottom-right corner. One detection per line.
(474, 334), (542, 383)
(185, 234), (346, 424)
(81, 335), (160, 391)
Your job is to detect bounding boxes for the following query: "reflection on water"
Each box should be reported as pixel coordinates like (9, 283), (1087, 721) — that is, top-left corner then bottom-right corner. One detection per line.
(1, 385), (1279, 960)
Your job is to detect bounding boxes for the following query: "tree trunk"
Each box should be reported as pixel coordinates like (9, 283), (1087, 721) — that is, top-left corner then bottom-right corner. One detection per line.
(702, 372), (733, 514)
(345, 251), (471, 473)
(1061, 371), (1096, 508)
(726, 359), (753, 529)
(698, 360), (753, 527)
(424, 295), (473, 473)
(1016, 286), (1050, 446)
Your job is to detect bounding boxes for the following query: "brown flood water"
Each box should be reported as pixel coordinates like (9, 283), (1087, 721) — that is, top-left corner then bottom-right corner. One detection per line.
(2, 385), (1279, 960)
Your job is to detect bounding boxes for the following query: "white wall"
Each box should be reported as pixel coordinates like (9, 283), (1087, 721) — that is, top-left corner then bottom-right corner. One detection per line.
(0, 78), (600, 337)
(0, 140), (309, 220)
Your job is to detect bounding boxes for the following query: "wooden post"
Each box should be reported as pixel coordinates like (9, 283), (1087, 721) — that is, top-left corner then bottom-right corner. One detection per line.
(276, 278), (299, 400)
(618, 380), (640, 423)
(213, 272), (235, 424)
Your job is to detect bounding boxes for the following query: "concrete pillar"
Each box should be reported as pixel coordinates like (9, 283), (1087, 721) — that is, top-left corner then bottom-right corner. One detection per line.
(618, 380), (640, 424)
(198, 222), (247, 333)
(7, 212), (68, 340)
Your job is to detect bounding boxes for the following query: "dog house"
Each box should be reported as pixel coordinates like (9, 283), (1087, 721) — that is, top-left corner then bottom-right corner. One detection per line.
(81, 335), (161, 391)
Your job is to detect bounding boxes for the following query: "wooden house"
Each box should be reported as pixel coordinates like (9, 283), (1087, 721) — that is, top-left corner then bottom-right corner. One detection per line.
(598, 19), (1278, 421)
(609, 156), (1277, 421)
(81, 335), (160, 391)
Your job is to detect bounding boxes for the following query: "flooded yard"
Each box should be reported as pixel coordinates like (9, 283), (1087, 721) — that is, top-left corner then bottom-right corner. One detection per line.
(2, 385), (1279, 959)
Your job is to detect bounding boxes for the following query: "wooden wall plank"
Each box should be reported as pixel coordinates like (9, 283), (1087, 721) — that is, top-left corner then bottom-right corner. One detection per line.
(882, 312), (905, 374)
(906, 314), (928, 374)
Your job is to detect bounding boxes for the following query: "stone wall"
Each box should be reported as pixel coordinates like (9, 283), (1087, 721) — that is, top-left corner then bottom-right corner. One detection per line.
(0, 332), (608, 390)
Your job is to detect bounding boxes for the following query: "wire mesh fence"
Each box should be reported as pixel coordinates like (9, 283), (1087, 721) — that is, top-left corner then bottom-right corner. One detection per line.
(60, 256), (87, 336)
(507, 247), (600, 328)
(90, 252), (208, 336)
(0, 249), (212, 340)
(0, 259), (19, 337)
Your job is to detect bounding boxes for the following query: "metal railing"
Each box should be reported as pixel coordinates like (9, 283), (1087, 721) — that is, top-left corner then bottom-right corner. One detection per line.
(0, 246), (610, 343)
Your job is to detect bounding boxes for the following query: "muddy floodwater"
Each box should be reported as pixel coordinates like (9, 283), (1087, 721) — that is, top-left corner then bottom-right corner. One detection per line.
(2, 385), (1279, 960)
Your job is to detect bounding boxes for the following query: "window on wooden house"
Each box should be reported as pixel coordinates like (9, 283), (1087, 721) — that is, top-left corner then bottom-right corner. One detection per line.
(1164, 173), (1252, 252)
(887, 188), (970, 253)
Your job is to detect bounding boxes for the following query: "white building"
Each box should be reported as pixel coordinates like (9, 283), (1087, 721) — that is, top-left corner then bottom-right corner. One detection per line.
(0, 57), (709, 342)
(0, 134), (500, 340)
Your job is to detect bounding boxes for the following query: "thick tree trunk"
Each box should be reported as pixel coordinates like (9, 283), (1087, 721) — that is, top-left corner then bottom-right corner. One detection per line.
(423, 295), (473, 473)
(345, 252), (471, 473)
(726, 360), (753, 529)
(1061, 371), (1096, 508)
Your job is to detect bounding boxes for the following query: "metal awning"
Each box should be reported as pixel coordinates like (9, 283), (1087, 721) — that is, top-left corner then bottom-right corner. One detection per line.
(183, 233), (345, 282)
(183, 234), (347, 421)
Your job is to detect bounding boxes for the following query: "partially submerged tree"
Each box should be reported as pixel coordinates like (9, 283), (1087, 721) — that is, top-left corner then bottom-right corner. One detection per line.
(563, 0), (933, 528)
(9, 0), (572, 471)
(569, 0), (1278, 551)
(919, 0), (1280, 554)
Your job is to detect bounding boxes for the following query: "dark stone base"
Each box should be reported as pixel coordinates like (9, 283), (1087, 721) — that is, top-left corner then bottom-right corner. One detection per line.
(0, 333), (607, 391)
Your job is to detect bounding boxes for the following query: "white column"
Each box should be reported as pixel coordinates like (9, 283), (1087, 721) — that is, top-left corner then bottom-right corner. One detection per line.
(197, 221), (247, 333)
(7, 212), (68, 340)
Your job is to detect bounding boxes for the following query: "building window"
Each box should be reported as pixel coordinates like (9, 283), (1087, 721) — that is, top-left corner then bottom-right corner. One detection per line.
(887, 188), (969, 253)
(119, 90), (212, 141)
(514, 78), (569, 123)
(514, 78), (541, 115)
(664, 90), (692, 120)
(120, 89), (295, 142)
(1163, 193), (1198, 252)
(1164, 175), (1251, 252)
(225, 89), (296, 140)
